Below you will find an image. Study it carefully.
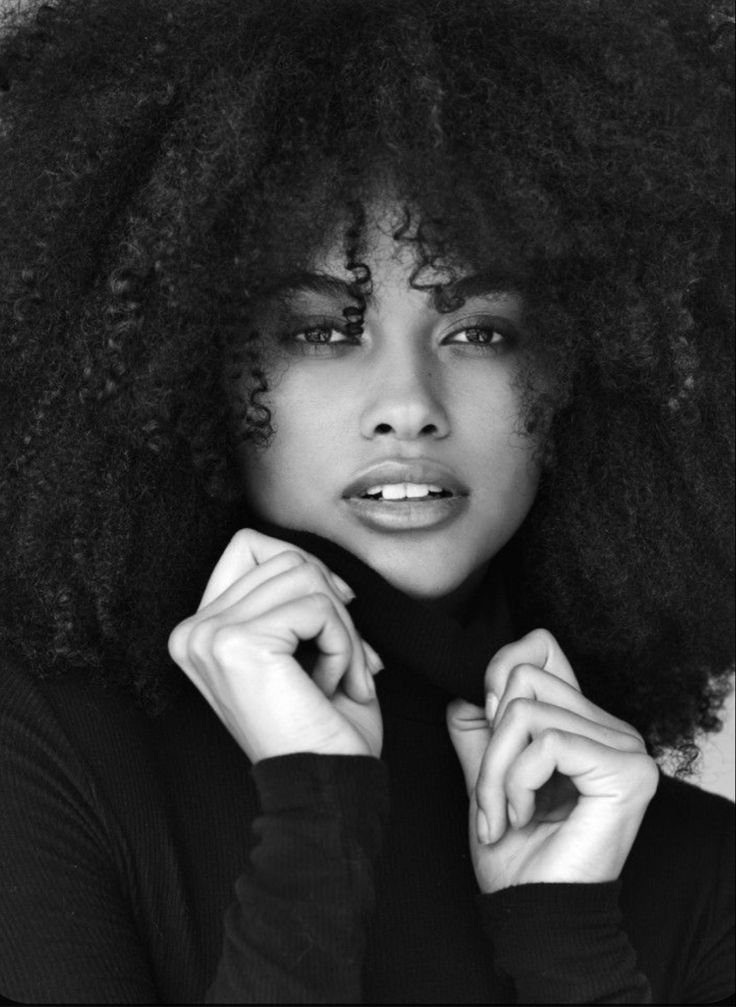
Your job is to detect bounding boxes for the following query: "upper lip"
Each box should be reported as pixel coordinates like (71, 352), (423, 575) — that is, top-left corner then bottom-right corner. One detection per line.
(342, 459), (469, 499)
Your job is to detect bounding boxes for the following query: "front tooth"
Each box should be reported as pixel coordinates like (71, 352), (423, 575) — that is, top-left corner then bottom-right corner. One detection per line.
(381, 483), (406, 500)
(405, 483), (430, 498)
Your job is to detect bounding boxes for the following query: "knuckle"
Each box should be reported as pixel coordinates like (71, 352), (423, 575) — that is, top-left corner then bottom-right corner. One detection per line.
(187, 620), (213, 662)
(625, 730), (647, 753)
(230, 528), (253, 551)
(620, 735), (644, 754)
(505, 695), (533, 724)
(631, 754), (659, 798)
(297, 562), (327, 592)
(167, 622), (189, 665)
(280, 549), (306, 570)
(488, 640), (513, 665)
(538, 726), (564, 749)
(526, 626), (557, 649)
(307, 590), (333, 615)
(210, 624), (243, 666)
(507, 663), (533, 691)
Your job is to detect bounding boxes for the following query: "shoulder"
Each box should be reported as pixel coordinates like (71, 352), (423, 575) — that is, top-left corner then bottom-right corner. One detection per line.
(625, 770), (734, 889)
(0, 648), (251, 826)
(620, 771), (734, 1002)
(621, 768), (733, 925)
(643, 771), (734, 854)
(0, 653), (159, 843)
(0, 649), (152, 764)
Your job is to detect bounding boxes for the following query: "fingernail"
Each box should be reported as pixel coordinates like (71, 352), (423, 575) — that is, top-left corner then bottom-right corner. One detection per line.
(485, 692), (499, 724)
(364, 642), (384, 673)
(476, 808), (491, 845)
(333, 575), (355, 601)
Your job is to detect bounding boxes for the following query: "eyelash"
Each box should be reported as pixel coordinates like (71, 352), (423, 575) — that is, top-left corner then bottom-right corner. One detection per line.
(281, 316), (518, 356)
(282, 318), (358, 355)
(441, 318), (517, 351)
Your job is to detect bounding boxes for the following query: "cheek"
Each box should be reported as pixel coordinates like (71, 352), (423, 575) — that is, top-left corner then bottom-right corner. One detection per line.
(464, 381), (541, 507)
(236, 380), (339, 515)
(460, 373), (528, 456)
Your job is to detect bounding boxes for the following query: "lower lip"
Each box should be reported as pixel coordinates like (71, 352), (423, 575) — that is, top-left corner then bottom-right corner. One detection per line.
(344, 494), (469, 532)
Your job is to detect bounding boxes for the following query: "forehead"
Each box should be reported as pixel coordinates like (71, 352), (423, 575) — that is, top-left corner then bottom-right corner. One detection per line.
(310, 199), (463, 286)
(279, 203), (518, 312)
(254, 191), (528, 317)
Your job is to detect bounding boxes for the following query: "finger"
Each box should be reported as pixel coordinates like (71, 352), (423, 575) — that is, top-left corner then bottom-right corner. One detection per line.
(212, 593), (354, 697)
(475, 700), (644, 844)
(191, 532), (377, 703)
(199, 528), (355, 610)
(197, 551), (311, 616)
(505, 729), (659, 833)
(446, 699), (491, 796)
(484, 628), (579, 720)
(204, 561), (375, 702)
(169, 557), (312, 673)
(492, 663), (644, 741)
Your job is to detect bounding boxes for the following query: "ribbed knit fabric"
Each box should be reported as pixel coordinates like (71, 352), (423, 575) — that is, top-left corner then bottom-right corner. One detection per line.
(211, 755), (388, 1003)
(482, 882), (649, 1004)
(1, 525), (734, 1003)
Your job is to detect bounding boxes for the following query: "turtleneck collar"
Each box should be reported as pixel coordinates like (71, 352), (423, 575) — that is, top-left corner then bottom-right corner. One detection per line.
(252, 522), (515, 717)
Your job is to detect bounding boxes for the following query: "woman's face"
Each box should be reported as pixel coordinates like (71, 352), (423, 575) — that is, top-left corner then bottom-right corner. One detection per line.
(235, 213), (544, 602)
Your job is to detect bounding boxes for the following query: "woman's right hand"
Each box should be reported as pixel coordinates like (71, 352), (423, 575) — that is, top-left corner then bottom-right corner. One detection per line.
(168, 529), (383, 762)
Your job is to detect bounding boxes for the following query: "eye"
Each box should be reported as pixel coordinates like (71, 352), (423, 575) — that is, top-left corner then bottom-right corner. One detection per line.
(447, 326), (504, 346)
(441, 316), (519, 350)
(278, 317), (362, 357)
(293, 325), (352, 344)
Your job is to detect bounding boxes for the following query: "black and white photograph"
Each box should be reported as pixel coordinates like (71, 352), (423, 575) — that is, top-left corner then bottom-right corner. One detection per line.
(0, 1), (733, 1002)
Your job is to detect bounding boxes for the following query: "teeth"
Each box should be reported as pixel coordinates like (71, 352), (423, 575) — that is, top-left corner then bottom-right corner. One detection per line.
(383, 484), (407, 500)
(405, 483), (435, 499)
(363, 482), (445, 501)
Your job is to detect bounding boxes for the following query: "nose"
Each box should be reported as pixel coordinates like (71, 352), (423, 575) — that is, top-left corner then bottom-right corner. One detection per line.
(359, 340), (450, 442)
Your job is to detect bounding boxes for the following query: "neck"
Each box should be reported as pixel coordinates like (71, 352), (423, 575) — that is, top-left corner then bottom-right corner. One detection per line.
(418, 564), (490, 621)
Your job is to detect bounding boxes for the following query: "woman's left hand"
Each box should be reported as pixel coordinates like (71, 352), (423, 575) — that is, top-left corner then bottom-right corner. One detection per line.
(447, 629), (659, 894)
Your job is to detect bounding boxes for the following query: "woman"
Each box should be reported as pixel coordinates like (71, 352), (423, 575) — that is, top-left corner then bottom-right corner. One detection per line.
(0, 0), (733, 1002)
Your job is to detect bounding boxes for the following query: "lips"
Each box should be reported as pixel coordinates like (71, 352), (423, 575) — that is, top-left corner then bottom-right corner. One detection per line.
(342, 459), (469, 501)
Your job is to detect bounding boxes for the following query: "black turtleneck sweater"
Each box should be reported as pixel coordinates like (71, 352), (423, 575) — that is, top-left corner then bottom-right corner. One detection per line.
(0, 528), (733, 1004)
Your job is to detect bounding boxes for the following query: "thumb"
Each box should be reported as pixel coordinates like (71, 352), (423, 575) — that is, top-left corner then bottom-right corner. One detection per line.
(446, 698), (491, 795)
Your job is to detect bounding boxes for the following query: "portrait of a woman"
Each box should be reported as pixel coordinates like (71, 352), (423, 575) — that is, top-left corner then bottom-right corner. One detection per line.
(0, 0), (733, 1002)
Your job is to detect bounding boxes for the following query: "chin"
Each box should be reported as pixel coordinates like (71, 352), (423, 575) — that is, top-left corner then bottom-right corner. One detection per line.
(364, 553), (478, 602)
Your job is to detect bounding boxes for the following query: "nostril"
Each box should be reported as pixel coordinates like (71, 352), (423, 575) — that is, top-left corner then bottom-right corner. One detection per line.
(373, 420), (440, 437)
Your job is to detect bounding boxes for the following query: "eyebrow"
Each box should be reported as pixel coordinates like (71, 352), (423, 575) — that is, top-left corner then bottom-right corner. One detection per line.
(263, 269), (520, 306)
(275, 273), (358, 301)
(444, 272), (520, 302)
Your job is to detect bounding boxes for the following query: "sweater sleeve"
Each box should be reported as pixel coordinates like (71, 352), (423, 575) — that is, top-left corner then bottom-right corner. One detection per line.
(479, 882), (652, 1004)
(0, 671), (159, 1005)
(206, 753), (389, 1005)
(1, 666), (389, 1006)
